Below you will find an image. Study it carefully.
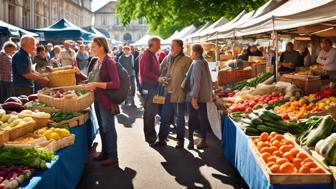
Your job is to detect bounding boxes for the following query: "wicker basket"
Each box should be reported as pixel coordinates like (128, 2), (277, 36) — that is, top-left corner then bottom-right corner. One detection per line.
(48, 68), (76, 88)
(36, 140), (58, 152)
(6, 121), (35, 141)
(218, 69), (252, 85)
(0, 130), (10, 147)
(38, 85), (94, 112)
(26, 105), (60, 114)
(56, 134), (75, 150)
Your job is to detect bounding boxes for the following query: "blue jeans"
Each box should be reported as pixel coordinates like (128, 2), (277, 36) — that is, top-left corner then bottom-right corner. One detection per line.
(94, 101), (118, 159)
(188, 102), (210, 140)
(159, 93), (186, 142)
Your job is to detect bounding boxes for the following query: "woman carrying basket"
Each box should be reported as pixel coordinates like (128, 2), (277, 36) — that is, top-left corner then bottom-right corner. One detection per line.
(86, 36), (120, 166)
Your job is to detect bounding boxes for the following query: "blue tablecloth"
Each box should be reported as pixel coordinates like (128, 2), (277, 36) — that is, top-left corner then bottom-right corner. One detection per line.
(20, 112), (98, 189)
(221, 116), (332, 189)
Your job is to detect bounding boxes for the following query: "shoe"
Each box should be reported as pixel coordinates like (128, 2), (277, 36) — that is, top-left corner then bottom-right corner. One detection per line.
(196, 139), (207, 149)
(101, 158), (119, 167)
(151, 140), (167, 147)
(175, 141), (184, 149)
(187, 141), (194, 150)
(146, 137), (157, 146)
(93, 153), (108, 161)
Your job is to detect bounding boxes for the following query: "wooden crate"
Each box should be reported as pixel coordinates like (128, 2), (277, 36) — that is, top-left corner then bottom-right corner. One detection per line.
(0, 130), (10, 147)
(249, 136), (332, 184)
(251, 62), (267, 77)
(219, 54), (233, 61)
(7, 122), (35, 141)
(279, 74), (322, 95)
(218, 69), (252, 86)
(310, 149), (336, 189)
(50, 115), (82, 128)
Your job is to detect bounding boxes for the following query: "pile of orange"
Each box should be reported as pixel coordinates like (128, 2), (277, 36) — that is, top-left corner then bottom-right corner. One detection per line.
(253, 132), (325, 174)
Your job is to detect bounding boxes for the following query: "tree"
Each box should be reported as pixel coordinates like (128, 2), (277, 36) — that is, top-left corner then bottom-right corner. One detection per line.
(116, 0), (268, 38)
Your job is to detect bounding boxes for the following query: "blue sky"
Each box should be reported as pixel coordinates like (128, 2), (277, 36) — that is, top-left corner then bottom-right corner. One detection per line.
(91, 0), (116, 12)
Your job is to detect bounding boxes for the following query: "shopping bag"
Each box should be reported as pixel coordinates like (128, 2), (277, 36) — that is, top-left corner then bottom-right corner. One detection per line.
(207, 102), (222, 140)
(152, 87), (165, 104)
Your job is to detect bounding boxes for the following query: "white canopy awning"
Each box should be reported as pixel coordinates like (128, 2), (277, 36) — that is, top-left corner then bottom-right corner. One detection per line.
(183, 22), (211, 42)
(133, 34), (163, 47)
(196, 17), (228, 41)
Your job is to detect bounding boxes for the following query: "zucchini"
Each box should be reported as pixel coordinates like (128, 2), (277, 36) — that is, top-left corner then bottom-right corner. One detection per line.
(241, 118), (253, 125)
(263, 121), (288, 131)
(244, 127), (260, 136)
(259, 113), (275, 123)
(305, 115), (334, 147)
(257, 124), (287, 134)
(248, 113), (263, 125)
(264, 110), (282, 121)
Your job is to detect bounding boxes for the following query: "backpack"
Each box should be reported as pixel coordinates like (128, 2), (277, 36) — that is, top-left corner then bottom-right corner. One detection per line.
(88, 58), (130, 104)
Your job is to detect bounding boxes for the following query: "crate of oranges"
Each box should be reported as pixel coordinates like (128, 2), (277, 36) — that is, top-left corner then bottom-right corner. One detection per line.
(250, 132), (331, 184)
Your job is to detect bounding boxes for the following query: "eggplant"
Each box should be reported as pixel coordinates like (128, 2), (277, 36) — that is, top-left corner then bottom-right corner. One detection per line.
(5, 97), (22, 106)
(28, 94), (38, 101)
(2, 102), (24, 113)
(18, 95), (29, 105)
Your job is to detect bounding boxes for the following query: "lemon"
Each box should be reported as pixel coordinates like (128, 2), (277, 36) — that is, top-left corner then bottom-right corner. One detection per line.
(49, 132), (61, 140)
(43, 130), (54, 139)
(55, 128), (70, 138)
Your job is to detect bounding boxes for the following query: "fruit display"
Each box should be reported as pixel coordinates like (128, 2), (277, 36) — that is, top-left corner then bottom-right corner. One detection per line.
(228, 92), (285, 113)
(252, 132), (326, 174)
(0, 109), (35, 130)
(50, 112), (78, 123)
(297, 115), (334, 147)
(0, 165), (33, 189)
(214, 88), (234, 98)
(17, 110), (51, 119)
(1, 95), (39, 113)
(0, 148), (55, 169)
(232, 72), (273, 91)
(10, 134), (45, 144)
(236, 109), (304, 136)
(35, 127), (71, 140)
(45, 89), (87, 99)
(274, 94), (336, 119)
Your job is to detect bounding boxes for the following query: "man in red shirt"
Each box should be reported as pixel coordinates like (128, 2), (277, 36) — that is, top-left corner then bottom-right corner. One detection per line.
(139, 37), (165, 145)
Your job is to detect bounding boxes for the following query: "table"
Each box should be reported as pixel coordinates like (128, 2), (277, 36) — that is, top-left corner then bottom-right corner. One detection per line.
(221, 116), (332, 189)
(21, 111), (98, 189)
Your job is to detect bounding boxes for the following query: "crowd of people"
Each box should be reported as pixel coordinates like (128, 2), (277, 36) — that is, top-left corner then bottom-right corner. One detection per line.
(0, 35), (213, 167)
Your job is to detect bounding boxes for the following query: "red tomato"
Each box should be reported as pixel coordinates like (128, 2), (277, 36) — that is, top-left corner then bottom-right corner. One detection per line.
(249, 101), (256, 107)
(246, 107), (253, 112)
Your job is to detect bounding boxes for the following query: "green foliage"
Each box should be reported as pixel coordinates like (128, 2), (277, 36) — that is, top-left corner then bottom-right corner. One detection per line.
(116, 0), (268, 38)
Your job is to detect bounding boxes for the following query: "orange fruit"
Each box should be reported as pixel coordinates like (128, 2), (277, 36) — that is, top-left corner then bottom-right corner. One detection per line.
(260, 132), (270, 141)
(262, 152), (272, 162)
(267, 156), (277, 163)
(289, 148), (299, 157)
(276, 158), (289, 165)
(257, 141), (269, 150)
(260, 147), (271, 154)
(279, 145), (293, 154)
(293, 158), (302, 169)
(270, 132), (278, 138)
(264, 141), (270, 146)
(272, 141), (282, 149)
(296, 152), (308, 159)
(267, 162), (277, 167)
(272, 150), (283, 157)
(311, 167), (324, 174)
(283, 152), (294, 162)
(268, 146), (278, 154)
(303, 162), (317, 169)
(269, 164), (280, 173)
(299, 164), (310, 173)
(279, 162), (294, 173)
(275, 135), (285, 141)
(283, 140), (294, 146)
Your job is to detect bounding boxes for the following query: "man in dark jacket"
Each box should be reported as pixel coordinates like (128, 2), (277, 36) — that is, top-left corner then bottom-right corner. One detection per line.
(131, 45), (142, 94)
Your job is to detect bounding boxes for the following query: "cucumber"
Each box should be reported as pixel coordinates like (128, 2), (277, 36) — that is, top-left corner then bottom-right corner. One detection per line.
(263, 121), (288, 131)
(305, 115), (334, 147)
(259, 114), (275, 123)
(257, 124), (287, 134)
(264, 110), (282, 121)
(241, 118), (253, 125)
(244, 127), (260, 136)
(248, 113), (263, 125)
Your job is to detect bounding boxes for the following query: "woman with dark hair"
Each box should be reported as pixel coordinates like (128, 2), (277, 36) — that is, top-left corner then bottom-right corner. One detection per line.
(86, 36), (120, 166)
(186, 44), (212, 149)
(299, 45), (311, 68)
(279, 42), (301, 73)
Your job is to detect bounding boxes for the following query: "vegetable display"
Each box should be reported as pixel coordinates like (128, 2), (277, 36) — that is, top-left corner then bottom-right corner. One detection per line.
(0, 165), (33, 189)
(315, 133), (336, 166)
(46, 89), (87, 99)
(35, 127), (71, 140)
(0, 148), (55, 169)
(51, 112), (78, 123)
(253, 132), (325, 174)
(0, 109), (35, 129)
(232, 73), (273, 91)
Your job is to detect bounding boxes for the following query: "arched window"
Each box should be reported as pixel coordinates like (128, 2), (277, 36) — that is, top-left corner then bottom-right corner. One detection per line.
(123, 33), (132, 43)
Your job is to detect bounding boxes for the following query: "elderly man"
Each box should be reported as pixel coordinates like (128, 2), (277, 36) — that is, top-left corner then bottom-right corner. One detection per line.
(317, 39), (336, 87)
(12, 35), (49, 96)
(0, 41), (17, 102)
(139, 37), (161, 145)
(58, 40), (76, 66)
(153, 39), (192, 148)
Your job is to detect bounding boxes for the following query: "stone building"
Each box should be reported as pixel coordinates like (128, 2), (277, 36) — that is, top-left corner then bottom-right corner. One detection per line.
(94, 1), (148, 44)
(0, 0), (92, 30)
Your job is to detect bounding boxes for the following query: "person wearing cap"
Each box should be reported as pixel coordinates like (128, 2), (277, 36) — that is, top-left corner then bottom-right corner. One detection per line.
(118, 46), (136, 106)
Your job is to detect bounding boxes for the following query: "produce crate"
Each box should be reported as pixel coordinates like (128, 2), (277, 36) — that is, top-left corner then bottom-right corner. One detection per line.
(251, 62), (267, 77)
(0, 130), (10, 147)
(26, 104), (61, 114)
(218, 69), (252, 85)
(219, 54), (233, 61)
(36, 140), (58, 152)
(47, 67), (76, 88)
(55, 134), (75, 151)
(279, 74), (322, 95)
(19, 113), (50, 130)
(310, 149), (336, 188)
(6, 122), (35, 141)
(249, 136), (332, 184)
(49, 114), (83, 128)
(4, 134), (48, 148)
(309, 106), (336, 120)
(38, 85), (94, 112)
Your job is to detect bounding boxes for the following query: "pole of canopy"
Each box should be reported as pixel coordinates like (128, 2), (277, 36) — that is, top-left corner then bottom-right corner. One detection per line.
(215, 32), (219, 65)
(272, 16), (279, 81)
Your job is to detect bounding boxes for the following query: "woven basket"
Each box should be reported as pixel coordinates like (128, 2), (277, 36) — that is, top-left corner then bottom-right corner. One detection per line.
(48, 68), (76, 88)
(0, 130), (10, 147)
(218, 69), (252, 85)
(26, 105), (60, 114)
(56, 134), (75, 150)
(38, 85), (94, 112)
(36, 140), (58, 152)
(7, 122), (35, 141)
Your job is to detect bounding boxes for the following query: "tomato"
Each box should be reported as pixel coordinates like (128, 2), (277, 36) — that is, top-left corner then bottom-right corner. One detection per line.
(249, 101), (256, 107)
(246, 107), (253, 112)
(283, 114), (290, 120)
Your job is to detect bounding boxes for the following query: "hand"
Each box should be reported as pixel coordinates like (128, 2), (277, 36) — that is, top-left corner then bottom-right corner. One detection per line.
(86, 82), (97, 91)
(73, 67), (81, 75)
(158, 77), (166, 84)
(191, 97), (199, 110)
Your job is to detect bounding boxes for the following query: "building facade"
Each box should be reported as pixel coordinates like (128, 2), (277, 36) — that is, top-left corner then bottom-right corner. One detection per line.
(94, 1), (148, 44)
(0, 0), (92, 30)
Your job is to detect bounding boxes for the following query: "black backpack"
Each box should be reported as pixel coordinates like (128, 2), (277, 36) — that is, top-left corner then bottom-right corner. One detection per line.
(88, 58), (130, 104)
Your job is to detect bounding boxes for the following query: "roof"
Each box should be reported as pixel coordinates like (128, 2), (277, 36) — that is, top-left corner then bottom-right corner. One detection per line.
(94, 1), (117, 13)
(0, 20), (38, 37)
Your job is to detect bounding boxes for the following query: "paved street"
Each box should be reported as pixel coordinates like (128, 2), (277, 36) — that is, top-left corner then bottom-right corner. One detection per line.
(77, 95), (247, 189)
